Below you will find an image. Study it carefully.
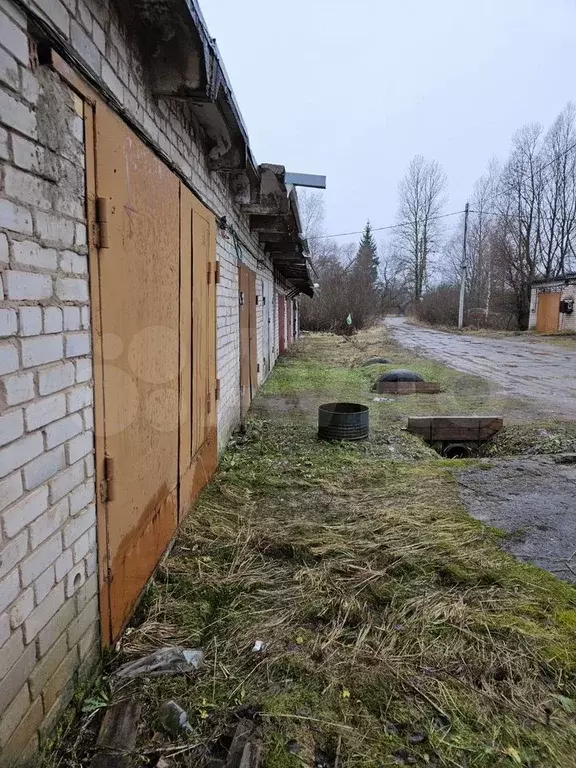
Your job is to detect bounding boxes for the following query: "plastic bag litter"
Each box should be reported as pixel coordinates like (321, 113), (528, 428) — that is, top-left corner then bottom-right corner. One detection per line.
(114, 647), (204, 679)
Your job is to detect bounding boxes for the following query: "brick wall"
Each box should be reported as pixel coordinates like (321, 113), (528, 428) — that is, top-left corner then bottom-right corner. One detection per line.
(8, 0), (295, 453)
(0, 0), (300, 757)
(560, 285), (576, 332)
(0, 2), (99, 761)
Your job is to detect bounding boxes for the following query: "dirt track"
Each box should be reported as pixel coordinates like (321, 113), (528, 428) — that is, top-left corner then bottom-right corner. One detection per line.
(386, 317), (576, 418)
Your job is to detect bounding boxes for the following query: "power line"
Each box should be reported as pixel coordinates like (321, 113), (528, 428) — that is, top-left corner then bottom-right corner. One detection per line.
(534, 138), (576, 175)
(307, 209), (466, 240)
(309, 136), (576, 242)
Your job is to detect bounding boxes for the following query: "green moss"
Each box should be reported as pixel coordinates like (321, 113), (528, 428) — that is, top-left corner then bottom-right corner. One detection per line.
(556, 609), (576, 629)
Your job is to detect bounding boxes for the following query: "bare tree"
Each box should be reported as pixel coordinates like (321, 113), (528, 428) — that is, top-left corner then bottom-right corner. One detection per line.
(299, 189), (325, 257)
(496, 123), (545, 328)
(378, 242), (411, 314)
(468, 163), (500, 314)
(394, 155), (447, 302)
(539, 103), (576, 278)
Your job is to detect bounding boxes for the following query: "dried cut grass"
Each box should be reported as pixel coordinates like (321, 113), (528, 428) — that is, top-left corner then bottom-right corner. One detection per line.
(116, 447), (576, 767)
(45, 330), (576, 768)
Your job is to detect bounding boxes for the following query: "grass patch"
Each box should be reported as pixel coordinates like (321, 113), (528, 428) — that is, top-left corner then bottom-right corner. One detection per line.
(484, 422), (576, 457)
(45, 329), (576, 768)
(253, 329), (530, 433)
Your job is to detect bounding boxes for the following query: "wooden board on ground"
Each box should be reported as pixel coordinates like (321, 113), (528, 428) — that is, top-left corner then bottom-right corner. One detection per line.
(407, 416), (503, 443)
(376, 381), (441, 395)
(91, 700), (142, 767)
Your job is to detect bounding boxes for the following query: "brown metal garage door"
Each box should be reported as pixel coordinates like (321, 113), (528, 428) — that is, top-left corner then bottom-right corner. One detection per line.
(91, 102), (217, 643)
(536, 292), (560, 333)
(238, 265), (258, 416)
(178, 186), (218, 521)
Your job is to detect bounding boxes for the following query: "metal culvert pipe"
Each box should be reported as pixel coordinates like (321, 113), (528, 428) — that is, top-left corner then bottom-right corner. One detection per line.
(443, 443), (473, 459)
(318, 402), (369, 441)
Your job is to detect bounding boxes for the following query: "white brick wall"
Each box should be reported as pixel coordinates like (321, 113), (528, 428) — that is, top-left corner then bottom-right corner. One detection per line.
(0, 0), (304, 758)
(0, 3), (97, 759)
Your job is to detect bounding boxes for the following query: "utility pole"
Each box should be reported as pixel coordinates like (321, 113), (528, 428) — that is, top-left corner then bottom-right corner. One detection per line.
(458, 202), (469, 330)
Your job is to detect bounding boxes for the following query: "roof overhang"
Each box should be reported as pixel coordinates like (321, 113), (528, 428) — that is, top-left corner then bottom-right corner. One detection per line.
(125, 0), (315, 296)
(244, 165), (314, 296)
(126, 0), (250, 171)
(532, 273), (576, 286)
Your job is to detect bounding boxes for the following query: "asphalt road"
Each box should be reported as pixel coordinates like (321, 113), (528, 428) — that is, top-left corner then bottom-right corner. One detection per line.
(386, 317), (576, 418)
(459, 458), (576, 584)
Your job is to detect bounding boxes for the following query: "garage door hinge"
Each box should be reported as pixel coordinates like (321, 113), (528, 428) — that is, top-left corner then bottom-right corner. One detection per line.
(215, 262), (220, 284)
(102, 455), (115, 503)
(215, 379), (221, 400)
(96, 197), (110, 249)
(239, 291), (244, 306)
(257, 362), (260, 372)
(206, 391), (211, 414)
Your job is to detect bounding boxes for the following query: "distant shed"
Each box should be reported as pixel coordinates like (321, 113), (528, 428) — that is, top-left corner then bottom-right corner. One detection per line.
(529, 275), (576, 333)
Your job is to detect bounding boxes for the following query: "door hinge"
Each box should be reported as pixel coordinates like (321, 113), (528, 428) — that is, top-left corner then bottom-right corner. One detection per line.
(215, 378), (221, 400)
(257, 362), (260, 373)
(206, 390), (211, 414)
(215, 262), (220, 284)
(96, 197), (110, 249)
(102, 455), (115, 502)
(239, 291), (244, 306)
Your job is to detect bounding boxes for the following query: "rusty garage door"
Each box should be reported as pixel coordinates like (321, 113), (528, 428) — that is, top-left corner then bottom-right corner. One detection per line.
(179, 186), (218, 520)
(536, 292), (560, 333)
(238, 264), (258, 415)
(91, 102), (217, 643)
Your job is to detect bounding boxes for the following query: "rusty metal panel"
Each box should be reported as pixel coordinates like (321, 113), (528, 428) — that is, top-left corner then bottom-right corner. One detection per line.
(179, 185), (218, 519)
(179, 188), (193, 481)
(278, 293), (286, 353)
(192, 206), (210, 453)
(95, 102), (180, 640)
(536, 291), (561, 333)
(261, 279), (270, 377)
(84, 100), (115, 646)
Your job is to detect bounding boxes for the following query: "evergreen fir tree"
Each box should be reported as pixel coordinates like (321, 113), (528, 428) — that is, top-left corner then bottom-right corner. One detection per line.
(355, 221), (379, 285)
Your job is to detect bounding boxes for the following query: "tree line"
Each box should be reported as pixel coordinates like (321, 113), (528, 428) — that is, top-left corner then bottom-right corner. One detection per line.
(300, 102), (576, 332)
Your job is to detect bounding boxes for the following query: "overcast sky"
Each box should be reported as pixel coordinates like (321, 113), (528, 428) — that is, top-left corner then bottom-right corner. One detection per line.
(201, 0), (576, 245)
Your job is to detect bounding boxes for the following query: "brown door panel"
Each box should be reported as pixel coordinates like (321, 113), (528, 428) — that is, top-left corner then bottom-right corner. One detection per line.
(536, 292), (560, 334)
(95, 103), (181, 639)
